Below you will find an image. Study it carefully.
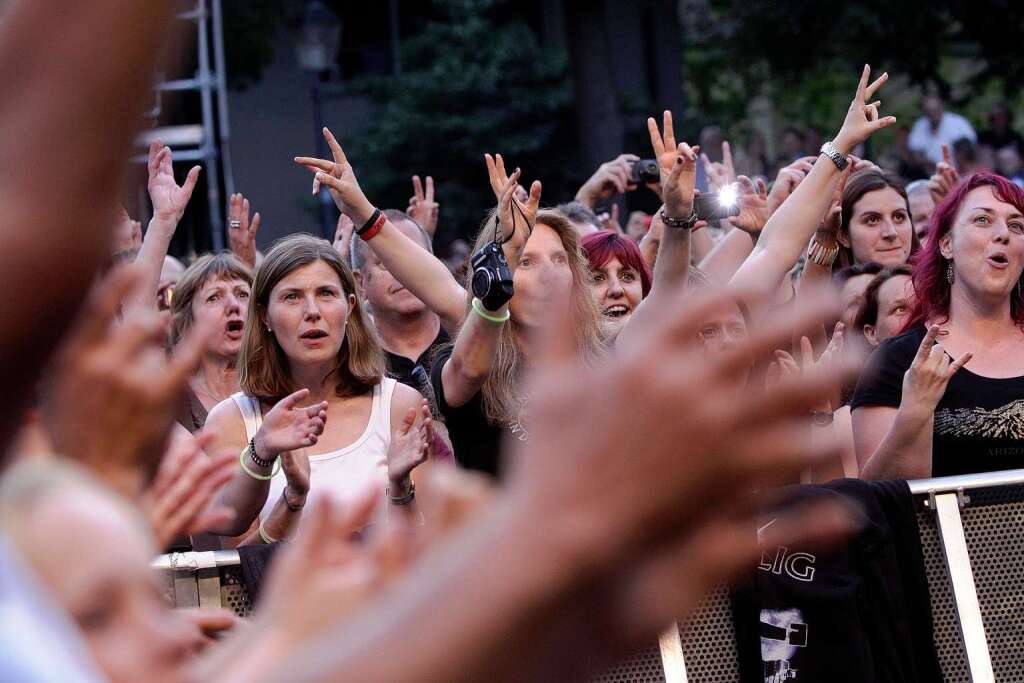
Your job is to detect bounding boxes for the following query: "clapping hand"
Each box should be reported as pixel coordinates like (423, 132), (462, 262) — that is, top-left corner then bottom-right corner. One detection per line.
(141, 428), (236, 549)
(227, 192), (261, 270)
(41, 265), (216, 497)
(387, 400), (432, 491)
(253, 388), (328, 461)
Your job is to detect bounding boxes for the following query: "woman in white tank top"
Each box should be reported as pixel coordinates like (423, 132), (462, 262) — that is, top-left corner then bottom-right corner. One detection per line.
(204, 235), (432, 544)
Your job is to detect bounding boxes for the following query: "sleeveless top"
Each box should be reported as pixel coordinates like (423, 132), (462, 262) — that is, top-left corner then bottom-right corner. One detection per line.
(230, 378), (397, 522)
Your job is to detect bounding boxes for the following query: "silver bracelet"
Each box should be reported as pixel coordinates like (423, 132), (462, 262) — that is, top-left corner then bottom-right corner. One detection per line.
(386, 480), (416, 505)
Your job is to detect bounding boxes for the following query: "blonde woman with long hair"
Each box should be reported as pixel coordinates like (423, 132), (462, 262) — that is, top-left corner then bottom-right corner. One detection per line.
(297, 129), (603, 476)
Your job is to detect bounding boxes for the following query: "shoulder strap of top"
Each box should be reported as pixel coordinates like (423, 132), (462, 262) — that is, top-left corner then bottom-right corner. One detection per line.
(372, 378), (398, 437)
(229, 392), (263, 443)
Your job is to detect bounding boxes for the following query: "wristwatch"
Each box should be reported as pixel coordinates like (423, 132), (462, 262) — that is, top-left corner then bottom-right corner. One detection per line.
(659, 207), (698, 230)
(820, 141), (849, 171)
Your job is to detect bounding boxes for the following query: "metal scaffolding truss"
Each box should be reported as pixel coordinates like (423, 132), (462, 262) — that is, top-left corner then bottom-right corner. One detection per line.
(136, 0), (234, 252)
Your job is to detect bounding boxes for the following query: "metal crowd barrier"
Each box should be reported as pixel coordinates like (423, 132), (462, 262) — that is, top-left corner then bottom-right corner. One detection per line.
(154, 469), (1024, 683)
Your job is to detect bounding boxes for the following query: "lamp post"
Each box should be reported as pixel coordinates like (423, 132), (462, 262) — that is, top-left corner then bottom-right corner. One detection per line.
(296, 0), (341, 239)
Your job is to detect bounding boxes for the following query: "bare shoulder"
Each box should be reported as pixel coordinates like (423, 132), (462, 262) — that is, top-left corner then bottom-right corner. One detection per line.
(389, 381), (425, 429)
(203, 395), (247, 446)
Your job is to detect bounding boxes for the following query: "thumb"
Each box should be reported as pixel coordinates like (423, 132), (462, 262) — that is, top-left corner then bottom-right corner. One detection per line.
(279, 388), (311, 411)
(398, 407), (417, 437)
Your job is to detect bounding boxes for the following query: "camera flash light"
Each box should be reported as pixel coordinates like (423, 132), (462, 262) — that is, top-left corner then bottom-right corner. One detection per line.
(718, 184), (738, 208)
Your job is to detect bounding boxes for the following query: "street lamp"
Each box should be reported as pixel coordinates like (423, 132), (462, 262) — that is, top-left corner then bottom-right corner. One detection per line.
(296, 0), (341, 239)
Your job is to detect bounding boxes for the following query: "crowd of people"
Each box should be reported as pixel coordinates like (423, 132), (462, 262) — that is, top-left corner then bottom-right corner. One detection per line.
(4, 2), (1024, 681)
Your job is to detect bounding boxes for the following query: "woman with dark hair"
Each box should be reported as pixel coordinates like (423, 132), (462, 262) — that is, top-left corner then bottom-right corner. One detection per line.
(852, 172), (1024, 479)
(833, 261), (884, 330)
(206, 234), (433, 542)
(836, 170), (917, 269)
(581, 230), (652, 337)
(170, 252), (253, 432)
(853, 265), (915, 348)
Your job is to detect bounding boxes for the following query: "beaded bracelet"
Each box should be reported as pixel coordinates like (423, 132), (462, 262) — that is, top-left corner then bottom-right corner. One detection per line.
(471, 297), (511, 324)
(239, 446), (281, 481)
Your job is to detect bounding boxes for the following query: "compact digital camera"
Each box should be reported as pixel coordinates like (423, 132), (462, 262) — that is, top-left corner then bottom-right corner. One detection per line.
(470, 240), (514, 312)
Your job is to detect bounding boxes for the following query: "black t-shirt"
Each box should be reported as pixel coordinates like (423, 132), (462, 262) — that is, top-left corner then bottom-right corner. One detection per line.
(429, 344), (507, 477)
(732, 479), (940, 682)
(384, 328), (450, 394)
(851, 325), (1024, 476)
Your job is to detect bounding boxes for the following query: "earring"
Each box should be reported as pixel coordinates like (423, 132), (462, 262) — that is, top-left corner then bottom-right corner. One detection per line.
(946, 262), (955, 285)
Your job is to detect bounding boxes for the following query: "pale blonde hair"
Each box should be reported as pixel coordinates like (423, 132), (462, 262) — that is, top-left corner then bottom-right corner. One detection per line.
(239, 234), (385, 403)
(468, 210), (605, 426)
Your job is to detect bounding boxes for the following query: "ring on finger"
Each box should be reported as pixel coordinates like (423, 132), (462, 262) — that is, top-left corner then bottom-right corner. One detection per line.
(229, 220), (242, 229)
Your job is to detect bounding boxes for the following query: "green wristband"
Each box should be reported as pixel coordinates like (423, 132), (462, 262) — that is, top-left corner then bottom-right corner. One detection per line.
(471, 297), (511, 324)
(239, 447), (281, 481)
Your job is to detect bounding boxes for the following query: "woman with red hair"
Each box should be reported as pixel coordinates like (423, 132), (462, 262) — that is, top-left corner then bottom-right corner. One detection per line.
(581, 230), (652, 337)
(852, 172), (1024, 479)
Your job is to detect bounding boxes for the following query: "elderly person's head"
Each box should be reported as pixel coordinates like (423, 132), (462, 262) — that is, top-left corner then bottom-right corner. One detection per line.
(170, 253), (253, 361)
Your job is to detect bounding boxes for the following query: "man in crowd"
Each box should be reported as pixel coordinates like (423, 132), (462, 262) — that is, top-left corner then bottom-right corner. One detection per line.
(908, 94), (977, 165)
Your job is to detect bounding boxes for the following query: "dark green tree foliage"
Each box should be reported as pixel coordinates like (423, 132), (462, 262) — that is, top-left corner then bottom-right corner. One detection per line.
(682, 0), (1024, 132)
(222, 0), (289, 90)
(347, 0), (574, 246)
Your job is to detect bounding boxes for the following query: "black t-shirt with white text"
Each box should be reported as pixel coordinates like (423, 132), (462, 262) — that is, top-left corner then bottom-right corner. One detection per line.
(851, 325), (1024, 476)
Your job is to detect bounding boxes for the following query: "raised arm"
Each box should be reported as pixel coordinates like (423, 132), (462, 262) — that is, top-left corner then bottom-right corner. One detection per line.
(127, 141), (201, 314)
(616, 112), (698, 346)
(296, 128), (467, 335)
(438, 172), (533, 407)
(730, 66), (896, 300)
(0, 0), (181, 451)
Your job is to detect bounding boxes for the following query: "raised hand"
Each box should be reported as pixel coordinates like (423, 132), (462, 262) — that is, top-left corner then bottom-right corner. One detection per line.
(701, 141), (736, 193)
(253, 388), (328, 460)
(147, 140), (201, 223)
(575, 154), (640, 207)
(901, 325), (972, 416)
(294, 127), (376, 224)
(833, 65), (896, 154)
(598, 203), (623, 233)
(112, 205), (143, 254)
(767, 157), (816, 217)
(730, 175), (770, 234)
(387, 400), (432, 489)
(140, 428), (236, 549)
(484, 153), (542, 247)
(929, 144), (962, 204)
(227, 192), (261, 270)
(41, 265), (216, 497)
(407, 175), (440, 237)
(333, 213), (355, 265)
(281, 448), (311, 509)
(647, 110), (699, 218)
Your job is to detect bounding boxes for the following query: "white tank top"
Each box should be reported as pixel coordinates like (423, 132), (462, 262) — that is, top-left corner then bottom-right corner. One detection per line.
(230, 378), (397, 522)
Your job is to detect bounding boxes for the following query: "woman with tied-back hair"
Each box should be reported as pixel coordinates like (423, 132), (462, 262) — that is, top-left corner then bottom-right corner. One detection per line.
(853, 172), (1024, 479)
(205, 235), (434, 543)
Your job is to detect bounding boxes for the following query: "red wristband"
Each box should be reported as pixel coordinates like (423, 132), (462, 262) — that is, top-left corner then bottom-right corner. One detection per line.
(359, 212), (387, 241)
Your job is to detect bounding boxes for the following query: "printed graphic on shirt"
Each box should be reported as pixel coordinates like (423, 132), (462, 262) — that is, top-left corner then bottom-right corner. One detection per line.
(934, 398), (1024, 439)
(758, 545), (816, 583)
(760, 608), (807, 682)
